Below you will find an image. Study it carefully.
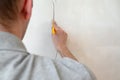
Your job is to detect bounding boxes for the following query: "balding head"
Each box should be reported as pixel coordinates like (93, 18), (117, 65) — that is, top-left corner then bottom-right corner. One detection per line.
(0, 0), (33, 39)
(0, 0), (19, 25)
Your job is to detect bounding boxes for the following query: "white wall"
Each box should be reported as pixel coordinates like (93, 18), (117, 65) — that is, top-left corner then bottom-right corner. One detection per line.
(23, 0), (120, 80)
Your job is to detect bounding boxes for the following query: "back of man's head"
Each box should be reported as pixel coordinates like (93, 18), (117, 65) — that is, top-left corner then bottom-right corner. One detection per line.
(0, 0), (19, 25)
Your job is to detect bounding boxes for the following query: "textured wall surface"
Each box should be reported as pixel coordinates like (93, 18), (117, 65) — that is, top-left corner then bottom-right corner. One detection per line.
(23, 0), (120, 80)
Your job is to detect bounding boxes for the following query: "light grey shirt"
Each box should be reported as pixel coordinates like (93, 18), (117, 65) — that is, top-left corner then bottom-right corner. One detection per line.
(0, 32), (95, 80)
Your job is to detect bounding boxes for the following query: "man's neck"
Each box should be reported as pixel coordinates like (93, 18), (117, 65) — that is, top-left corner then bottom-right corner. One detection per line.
(0, 24), (9, 32)
(0, 24), (23, 40)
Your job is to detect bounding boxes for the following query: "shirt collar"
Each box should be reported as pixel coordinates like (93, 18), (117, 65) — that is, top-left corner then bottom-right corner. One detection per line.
(0, 32), (27, 52)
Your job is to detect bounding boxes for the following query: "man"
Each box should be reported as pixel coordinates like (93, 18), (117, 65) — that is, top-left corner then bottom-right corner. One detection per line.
(0, 0), (95, 80)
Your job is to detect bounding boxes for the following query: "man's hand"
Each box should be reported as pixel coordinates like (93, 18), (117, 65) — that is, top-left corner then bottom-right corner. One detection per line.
(52, 21), (68, 52)
(52, 21), (78, 61)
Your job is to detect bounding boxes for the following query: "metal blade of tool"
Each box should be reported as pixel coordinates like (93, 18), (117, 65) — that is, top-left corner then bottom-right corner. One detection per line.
(52, 0), (55, 21)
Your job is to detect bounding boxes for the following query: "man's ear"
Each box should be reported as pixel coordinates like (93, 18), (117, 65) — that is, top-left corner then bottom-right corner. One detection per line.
(21, 0), (33, 20)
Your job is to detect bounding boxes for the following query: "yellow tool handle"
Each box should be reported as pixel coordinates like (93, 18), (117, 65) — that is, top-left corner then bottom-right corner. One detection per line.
(52, 22), (56, 34)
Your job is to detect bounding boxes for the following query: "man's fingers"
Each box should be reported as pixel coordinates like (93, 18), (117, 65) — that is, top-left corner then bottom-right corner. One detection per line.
(53, 24), (63, 31)
(52, 21), (65, 35)
(52, 21), (60, 28)
(53, 21), (57, 26)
